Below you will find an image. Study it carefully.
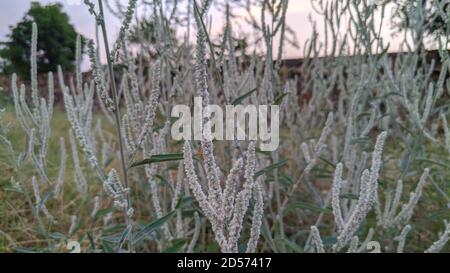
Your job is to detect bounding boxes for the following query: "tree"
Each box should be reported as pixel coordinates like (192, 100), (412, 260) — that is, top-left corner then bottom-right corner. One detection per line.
(0, 2), (85, 78)
(391, 0), (450, 38)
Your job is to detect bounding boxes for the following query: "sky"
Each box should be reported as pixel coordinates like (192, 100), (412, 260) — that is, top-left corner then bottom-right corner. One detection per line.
(0, 0), (404, 69)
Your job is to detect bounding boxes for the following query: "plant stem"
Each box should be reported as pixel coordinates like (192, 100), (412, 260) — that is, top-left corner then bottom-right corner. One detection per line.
(97, 0), (133, 252)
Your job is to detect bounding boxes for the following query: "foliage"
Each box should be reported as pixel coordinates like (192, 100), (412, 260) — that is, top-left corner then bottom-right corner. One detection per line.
(391, 0), (450, 38)
(0, 2), (85, 78)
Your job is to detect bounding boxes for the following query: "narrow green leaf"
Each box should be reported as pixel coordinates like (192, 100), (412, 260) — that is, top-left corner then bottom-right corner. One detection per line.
(37, 191), (54, 210)
(49, 232), (66, 240)
(101, 240), (114, 253)
(163, 238), (188, 253)
(94, 207), (116, 219)
(318, 157), (336, 168)
(130, 153), (184, 168)
(14, 247), (39, 253)
(116, 225), (131, 250)
(255, 159), (288, 178)
(101, 234), (123, 244)
(155, 174), (174, 193)
(340, 193), (359, 200)
(416, 158), (447, 169)
(356, 112), (371, 121)
(101, 224), (126, 234)
(232, 88), (257, 106)
(288, 202), (332, 214)
(281, 238), (303, 253)
(133, 211), (176, 244)
(175, 196), (196, 209)
(261, 217), (278, 253)
(274, 92), (289, 105)
(87, 231), (96, 251)
(256, 148), (272, 156)
(3, 187), (24, 194)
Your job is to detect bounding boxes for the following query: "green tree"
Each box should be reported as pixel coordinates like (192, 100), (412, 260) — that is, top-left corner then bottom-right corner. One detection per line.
(128, 18), (178, 57)
(0, 2), (85, 78)
(391, 0), (450, 38)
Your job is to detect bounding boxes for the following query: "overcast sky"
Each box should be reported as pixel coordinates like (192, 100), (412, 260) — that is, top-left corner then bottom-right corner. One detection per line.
(0, 0), (403, 69)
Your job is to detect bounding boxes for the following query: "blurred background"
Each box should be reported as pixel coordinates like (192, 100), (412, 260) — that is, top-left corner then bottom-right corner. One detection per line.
(0, 1), (409, 70)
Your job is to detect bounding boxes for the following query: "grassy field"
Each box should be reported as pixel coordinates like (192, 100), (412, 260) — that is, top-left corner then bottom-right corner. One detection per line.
(1, 98), (450, 252)
(2, 0), (450, 254)
(0, 101), (117, 252)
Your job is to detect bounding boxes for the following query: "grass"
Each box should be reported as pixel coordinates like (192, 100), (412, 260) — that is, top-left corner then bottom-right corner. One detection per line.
(0, 102), (111, 252)
(1, 101), (450, 252)
(1, 0), (450, 253)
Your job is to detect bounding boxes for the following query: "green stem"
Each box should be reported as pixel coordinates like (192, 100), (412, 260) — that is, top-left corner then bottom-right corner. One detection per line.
(97, 0), (133, 252)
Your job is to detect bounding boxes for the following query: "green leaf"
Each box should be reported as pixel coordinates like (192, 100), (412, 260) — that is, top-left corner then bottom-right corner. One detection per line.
(155, 174), (174, 193)
(288, 202), (332, 214)
(49, 232), (66, 240)
(340, 193), (359, 200)
(3, 187), (24, 194)
(182, 208), (203, 218)
(261, 217), (278, 253)
(87, 231), (96, 251)
(163, 238), (188, 253)
(356, 112), (371, 121)
(101, 224), (126, 234)
(416, 158), (447, 169)
(322, 236), (337, 246)
(133, 211), (176, 244)
(382, 91), (401, 99)
(281, 238), (303, 253)
(256, 148), (272, 156)
(101, 240), (115, 253)
(116, 225), (131, 250)
(130, 153), (184, 168)
(14, 247), (40, 253)
(104, 157), (114, 168)
(399, 147), (415, 175)
(94, 207), (116, 219)
(175, 196), (196, 209)
(255, 159), (288, 178)
(280, 174), (294, 185)
(205, 241), (221, 253)
(274, 92), (289, 105)
(37, 191), (54, 210)
(318, 157), (336, 168)
(101, 234), (123, 244)
(232, 88), (257, 106)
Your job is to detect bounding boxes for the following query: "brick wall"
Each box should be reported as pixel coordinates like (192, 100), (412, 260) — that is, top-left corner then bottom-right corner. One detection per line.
(0, 71), (93, 105)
